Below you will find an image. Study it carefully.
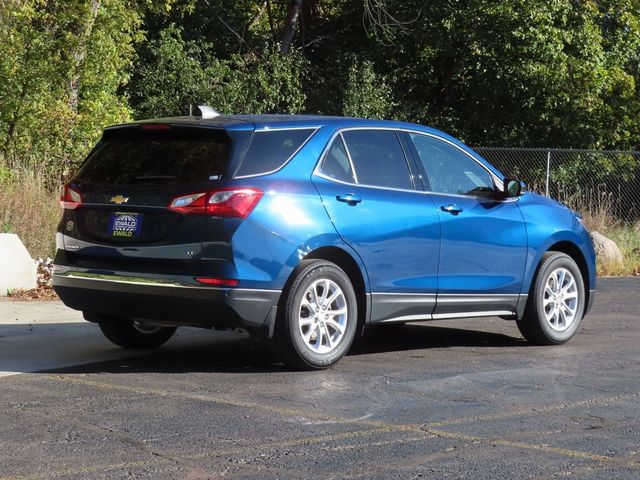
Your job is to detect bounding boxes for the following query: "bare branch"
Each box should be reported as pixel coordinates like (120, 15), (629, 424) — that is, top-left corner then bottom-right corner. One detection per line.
(362, 0), (422, 46)
(248, 1), (268, 30)
(216, 14), (256, 53)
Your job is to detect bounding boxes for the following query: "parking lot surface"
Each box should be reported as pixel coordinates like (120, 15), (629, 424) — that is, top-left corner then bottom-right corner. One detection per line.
(0, 277), (639, 479)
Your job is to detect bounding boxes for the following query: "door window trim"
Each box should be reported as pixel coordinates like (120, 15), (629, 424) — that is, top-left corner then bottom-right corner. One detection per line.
(314, 127), (503, 197)
(314, 127), (422, 192)
(401, 131), (504, 197)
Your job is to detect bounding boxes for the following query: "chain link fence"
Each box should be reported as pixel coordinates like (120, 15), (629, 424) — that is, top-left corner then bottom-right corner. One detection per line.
(474, 148), (640, 223)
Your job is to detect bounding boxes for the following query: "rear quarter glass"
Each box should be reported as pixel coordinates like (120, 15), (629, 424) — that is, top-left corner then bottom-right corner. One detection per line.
(75, 127), (244, 185)
(234, 129), (316, 177)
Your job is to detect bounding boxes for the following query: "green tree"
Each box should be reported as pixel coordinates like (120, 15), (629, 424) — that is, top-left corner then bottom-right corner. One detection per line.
(129, 24), (308, 118)
(0, 0), (143, 178)
(341, 57), (394, 119)
(361, 0), (640, 149)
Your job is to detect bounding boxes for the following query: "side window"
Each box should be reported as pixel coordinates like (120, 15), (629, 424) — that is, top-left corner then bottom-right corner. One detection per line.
(236, 129), (315, 177)
(342, 130), (413, 190)
(318, 135), (355, 183)
(409, 134), (495, 196)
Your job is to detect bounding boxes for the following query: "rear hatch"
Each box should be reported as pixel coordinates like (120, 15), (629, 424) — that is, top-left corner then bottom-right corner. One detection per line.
(60, 123), (253, 276)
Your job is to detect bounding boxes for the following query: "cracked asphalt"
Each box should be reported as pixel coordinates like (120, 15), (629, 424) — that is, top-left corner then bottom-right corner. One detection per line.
(0, 277), (639, 479)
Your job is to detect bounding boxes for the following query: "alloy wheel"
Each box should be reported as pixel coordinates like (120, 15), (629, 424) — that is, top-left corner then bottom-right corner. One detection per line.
(298, 279), (348, 354)
(542, 267), (579, 332)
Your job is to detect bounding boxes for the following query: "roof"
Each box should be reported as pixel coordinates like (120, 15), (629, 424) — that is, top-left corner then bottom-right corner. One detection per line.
(108, 114), (431, 132)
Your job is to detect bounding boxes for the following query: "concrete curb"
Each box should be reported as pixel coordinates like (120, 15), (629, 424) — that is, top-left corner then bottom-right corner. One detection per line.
(0, 233), (37, 295)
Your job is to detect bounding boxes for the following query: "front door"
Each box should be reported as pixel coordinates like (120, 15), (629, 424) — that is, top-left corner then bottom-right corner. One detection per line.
(403, 132), (528, 318)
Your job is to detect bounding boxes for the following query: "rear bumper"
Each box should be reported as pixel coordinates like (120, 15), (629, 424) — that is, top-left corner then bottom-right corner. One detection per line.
(52, 268), (280, 336)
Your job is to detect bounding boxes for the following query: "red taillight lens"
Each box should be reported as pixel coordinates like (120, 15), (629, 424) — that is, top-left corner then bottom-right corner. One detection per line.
(168, 188), (263, 218)
(194, 277), (239, 286)
(60, 184), (83, 209)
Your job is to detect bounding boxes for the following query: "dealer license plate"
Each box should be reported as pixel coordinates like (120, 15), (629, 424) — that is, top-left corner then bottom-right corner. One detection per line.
(108, 212), (143, 239)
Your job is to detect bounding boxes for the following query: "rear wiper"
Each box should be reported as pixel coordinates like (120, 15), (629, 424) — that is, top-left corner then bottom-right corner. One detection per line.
(130, 174), (177, 180)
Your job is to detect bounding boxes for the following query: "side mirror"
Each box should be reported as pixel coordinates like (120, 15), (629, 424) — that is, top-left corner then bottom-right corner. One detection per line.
(503, 178), (522, 197)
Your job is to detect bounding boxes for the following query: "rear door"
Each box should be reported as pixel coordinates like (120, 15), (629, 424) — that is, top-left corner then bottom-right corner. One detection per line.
(312, 129), (441, 323)
(403, 132), (528, 318)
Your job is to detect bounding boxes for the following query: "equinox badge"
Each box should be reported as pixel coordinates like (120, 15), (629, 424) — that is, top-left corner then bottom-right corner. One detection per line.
(110, 195), (129, 204)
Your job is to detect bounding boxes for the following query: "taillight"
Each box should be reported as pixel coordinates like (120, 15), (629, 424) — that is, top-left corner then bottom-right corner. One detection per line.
(168, 188), (263, 218)
(60, 184), (83, 209)
(194, 277), (239, 286)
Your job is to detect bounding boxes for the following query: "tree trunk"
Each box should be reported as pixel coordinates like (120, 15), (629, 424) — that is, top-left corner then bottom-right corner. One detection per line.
(281, 0), (303, 54)
(67, 0), (100, 114)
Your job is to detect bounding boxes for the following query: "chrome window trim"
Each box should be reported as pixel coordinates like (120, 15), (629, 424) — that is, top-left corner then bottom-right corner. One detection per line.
(313, 126), (504, 198)
(234, 127), (319, 179)
(314, 171), (423, 195)
(336, 128), (416, 191)
(406, 130), (503, 194)
(253, 125), (322, 132)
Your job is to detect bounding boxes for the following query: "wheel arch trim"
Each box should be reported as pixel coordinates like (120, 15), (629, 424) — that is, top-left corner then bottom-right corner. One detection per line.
(296, 244), (371, 335)
(520, 234), (594, 320)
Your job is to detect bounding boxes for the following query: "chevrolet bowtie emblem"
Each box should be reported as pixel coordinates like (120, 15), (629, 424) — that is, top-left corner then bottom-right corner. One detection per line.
(110, 195), (129, 204)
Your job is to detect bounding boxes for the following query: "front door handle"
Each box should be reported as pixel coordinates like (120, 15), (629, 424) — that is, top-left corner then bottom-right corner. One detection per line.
(336, 194), (362, 206)
(440, 204), (463, 215)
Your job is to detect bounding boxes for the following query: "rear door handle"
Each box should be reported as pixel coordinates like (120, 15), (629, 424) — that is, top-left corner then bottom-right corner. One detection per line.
(336, 194), (362, 206)
(440, 204), (463, 215)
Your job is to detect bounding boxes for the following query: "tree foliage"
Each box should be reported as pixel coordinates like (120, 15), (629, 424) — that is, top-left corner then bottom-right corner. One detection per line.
(2, 0), (640, 180)
(0, 0), (142, 178)
(342, 57), (394, 119)
(129, 25), (307, 117)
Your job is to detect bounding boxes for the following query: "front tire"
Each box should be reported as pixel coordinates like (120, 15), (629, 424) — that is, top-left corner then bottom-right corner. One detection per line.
(274, 260), (358, 370)
(517, 252), (586, 345)
(97, 316), (177, 349)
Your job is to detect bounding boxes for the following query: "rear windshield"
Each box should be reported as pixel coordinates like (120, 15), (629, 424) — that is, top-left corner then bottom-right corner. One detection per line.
(235, 129), (316, 177)
(76, 128), (232, 185)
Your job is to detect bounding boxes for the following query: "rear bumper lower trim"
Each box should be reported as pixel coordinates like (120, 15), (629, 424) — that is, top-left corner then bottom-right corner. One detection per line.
(52, 269), (281, 334)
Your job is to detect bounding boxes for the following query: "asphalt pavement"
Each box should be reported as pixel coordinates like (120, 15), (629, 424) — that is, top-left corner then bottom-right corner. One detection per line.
(0, 277), (639, 479)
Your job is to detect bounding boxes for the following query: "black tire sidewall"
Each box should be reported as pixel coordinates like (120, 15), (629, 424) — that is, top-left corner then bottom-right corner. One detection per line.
(284, 261), (358, 369)
(98, 316), (176, 349)
(533, 253), (585, 343)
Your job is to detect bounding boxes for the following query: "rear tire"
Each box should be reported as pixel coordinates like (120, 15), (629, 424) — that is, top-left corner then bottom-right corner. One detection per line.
(274, 260), (358, 370)
(98, 316), (176, 349)
(517, 252), (585, 345)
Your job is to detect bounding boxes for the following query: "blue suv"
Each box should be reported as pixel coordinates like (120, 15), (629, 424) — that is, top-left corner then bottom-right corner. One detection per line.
(53, 111), (596, 369)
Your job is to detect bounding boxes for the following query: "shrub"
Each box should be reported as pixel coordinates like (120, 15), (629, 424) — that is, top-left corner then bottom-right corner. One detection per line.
(0, 169), (60, 258)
